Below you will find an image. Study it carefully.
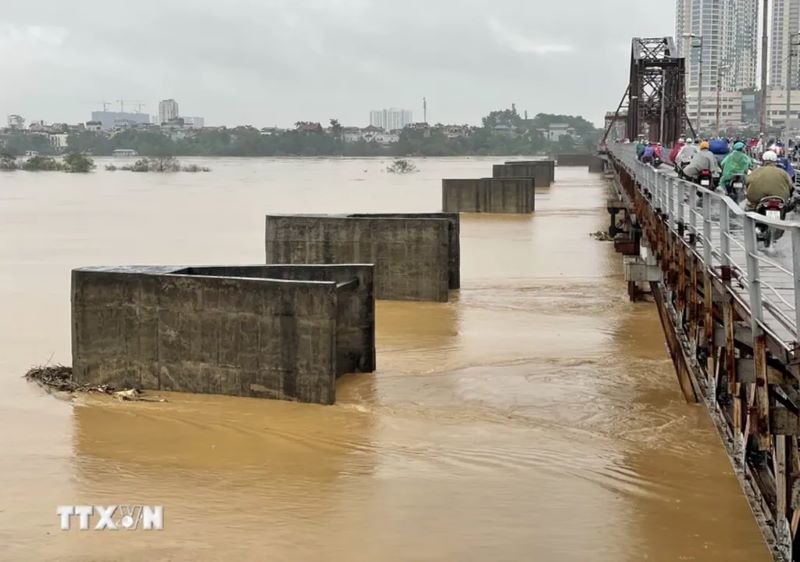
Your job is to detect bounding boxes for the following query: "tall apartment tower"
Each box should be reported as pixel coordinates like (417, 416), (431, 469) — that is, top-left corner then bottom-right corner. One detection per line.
(369, 108), (413, 131)
(771, 0), (800, 90)
(675, 0), (758, 92)
(158, 99), (179, 125)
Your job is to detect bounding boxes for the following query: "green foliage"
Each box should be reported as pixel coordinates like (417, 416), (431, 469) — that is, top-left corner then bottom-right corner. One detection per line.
(482, 107), (522, 130)
(386, 159), (418, 174)
(63, 153), (95, 173)
(22, 156), (63, 171)
(3, 133), (54, 156)
(120, 156), (181, 172)
(0, 153), (17, 171)
(181, 164), (211, 172)
(51, 110), (602, 158)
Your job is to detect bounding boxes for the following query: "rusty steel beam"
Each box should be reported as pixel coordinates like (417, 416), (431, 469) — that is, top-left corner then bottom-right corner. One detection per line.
(628, 37), (687, 145)
(606, 153), (797, 560)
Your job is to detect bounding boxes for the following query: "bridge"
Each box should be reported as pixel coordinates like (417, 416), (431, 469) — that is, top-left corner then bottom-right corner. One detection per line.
(605, 37), (800, 562)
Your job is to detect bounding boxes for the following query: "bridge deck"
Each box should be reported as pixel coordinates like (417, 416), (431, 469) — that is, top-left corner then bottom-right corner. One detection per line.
(613, 144), (800, 349)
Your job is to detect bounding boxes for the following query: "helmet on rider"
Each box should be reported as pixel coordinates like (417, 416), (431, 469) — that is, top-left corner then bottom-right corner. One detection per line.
(678, 137), (685, 143)
(733, 141), (745, 151)
(685, 137), (693, 144)
(699, 141), (709, 150)
(762, 150), (778, 163)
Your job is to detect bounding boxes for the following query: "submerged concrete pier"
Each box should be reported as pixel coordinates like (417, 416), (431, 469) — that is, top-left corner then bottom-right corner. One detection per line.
(493, 160), (555, 188)
(72, 264), (375, 405)
(441, 178), (535, 214)
(265, 213), (460, 302)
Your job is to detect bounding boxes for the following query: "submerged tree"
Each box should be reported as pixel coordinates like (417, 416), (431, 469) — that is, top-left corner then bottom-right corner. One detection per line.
(22, 156), (63, 171)
(386, 159), (418, 174)
(63, 153), (96, 173)
(0, 153), (17, 171)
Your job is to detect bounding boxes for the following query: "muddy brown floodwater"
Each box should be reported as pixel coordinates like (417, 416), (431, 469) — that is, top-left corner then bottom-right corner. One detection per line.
(0, 158), (773, 561)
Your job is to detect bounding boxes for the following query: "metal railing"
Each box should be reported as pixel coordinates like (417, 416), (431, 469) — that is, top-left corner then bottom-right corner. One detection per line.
(609, 144), (800, 344)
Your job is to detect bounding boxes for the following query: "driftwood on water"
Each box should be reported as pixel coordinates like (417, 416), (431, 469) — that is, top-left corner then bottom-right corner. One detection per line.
(24, 365), (165, 402)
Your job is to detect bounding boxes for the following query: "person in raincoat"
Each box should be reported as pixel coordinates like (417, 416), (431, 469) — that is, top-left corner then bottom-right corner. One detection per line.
(683, 141), (720, 180)
(669, 138), (685, 164)
(745, 150), (793, 211)
(719, 141), (752, 193)
(635, 138), (646, 159)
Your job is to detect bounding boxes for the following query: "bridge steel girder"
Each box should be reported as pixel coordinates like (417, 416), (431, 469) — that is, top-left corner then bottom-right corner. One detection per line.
(627, 37), (686, 146)
(606, 148), (800, 562)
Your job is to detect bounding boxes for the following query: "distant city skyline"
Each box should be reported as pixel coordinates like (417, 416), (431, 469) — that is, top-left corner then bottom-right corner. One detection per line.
(1, 1), (677, 129)
(369, 108), (413, 131)
(158, 99), (179, 125)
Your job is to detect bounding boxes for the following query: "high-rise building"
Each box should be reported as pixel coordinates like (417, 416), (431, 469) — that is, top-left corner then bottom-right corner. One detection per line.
(675, 0), (758, 128)
(158, 99), (179, 125)
(7, 114), (25, 129)
(369, 108), (413, 131)
(182, 116), (205, 128)
(90, 111), (150, 131)
(770, 0), (800, 90)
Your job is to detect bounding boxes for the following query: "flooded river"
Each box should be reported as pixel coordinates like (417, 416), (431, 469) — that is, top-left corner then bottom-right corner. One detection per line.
(0, 158), (771, 561)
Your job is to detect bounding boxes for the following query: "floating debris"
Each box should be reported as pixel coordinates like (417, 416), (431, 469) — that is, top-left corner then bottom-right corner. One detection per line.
(24, 365), (166, 402)
(590, 231), (613, 242)
(386, 159), (418, 174)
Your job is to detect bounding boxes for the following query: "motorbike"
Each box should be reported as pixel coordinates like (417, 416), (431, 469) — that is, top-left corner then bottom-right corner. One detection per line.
(728, 174), (746, 202)
(696, 169), (714, 189)
(754, 196), (787, 248)
(650, 156), (662, 169)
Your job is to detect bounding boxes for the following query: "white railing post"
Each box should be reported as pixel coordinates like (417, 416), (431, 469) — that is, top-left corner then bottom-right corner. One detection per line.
(667, 176), (675, 226)
(702, 191), (712, 265)
(792, 228), (800, 340)
(743, 215), (764, 331)
(655, 170), (661, 209)
(689, 185), (698, 234)
(719, 200), (731, 268)
(677, 179), (685, 226)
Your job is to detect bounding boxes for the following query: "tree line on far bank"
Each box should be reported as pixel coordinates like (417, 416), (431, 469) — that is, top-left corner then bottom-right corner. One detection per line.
(0, 153), (95, 172)
(0, 153), (210, 173)
(0, 110), (601, 159)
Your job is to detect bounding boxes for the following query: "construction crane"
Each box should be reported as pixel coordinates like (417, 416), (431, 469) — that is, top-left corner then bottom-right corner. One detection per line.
(96, 101), (112, 112)
(116, 99), (144, 113)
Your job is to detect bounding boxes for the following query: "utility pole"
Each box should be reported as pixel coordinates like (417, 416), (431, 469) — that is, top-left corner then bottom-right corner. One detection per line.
(423, 97), (427, 123)
(716, 67), (722, 135)
(684, 34), (703, 134)
(716, 62), (729, 135)
(786, 32), (800, 135)
(760, 0), (770, 135)
(698, 39), (703, 135)
(660, 68), (666, 144)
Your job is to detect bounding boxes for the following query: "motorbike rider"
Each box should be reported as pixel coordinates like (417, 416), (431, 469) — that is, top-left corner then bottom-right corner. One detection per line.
(676, 137), (699, 170)
(653, 142), (664, 160)
(719, 141), (752, 193)
(709, 137), (730, 165)
(640, 142), (655, 164)
(744, 150), (793, 211)
(635, 138), (646, 159)
(669, 137), (685, 164)
(774, 144), (797, 182)
(682, 140), (720, 181)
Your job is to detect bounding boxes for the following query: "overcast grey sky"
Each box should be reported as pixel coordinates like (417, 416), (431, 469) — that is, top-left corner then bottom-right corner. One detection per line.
(2, 1), (675, 127)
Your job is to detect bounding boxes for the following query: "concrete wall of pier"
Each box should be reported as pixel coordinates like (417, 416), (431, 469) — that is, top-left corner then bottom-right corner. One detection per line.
(493, 161), (554, 188)
(265, 214), (459, 302)
(71, 264), (375, 405)
(442, 178), (535, 213)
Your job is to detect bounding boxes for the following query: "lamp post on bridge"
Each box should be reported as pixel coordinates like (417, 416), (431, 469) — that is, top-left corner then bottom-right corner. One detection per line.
(684, 34), (703, 135)
(716, 60), (731, 136)
(785, 32), (800, 134)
